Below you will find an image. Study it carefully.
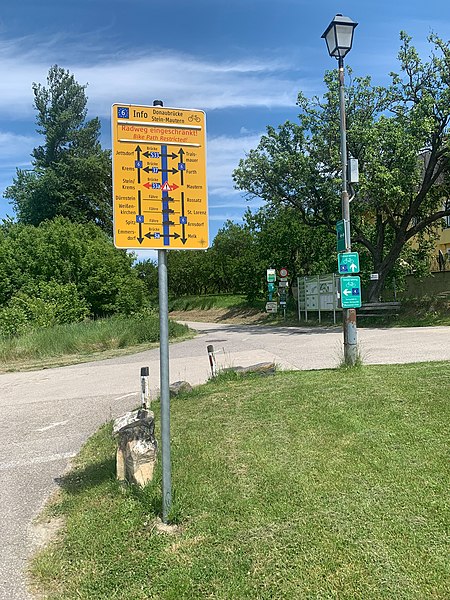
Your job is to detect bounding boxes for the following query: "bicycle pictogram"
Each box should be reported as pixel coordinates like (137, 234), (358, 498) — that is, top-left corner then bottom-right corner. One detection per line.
(188, 113), (201, 123)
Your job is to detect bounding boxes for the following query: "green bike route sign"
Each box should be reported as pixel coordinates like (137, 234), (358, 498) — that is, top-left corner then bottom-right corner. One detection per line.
(340, 276), (362, 308)
(336, 219), (349, 252)
(338, 252), (360, 274)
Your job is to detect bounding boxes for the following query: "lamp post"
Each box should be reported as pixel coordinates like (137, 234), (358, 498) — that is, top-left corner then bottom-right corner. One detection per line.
(322, 13), (358, 366)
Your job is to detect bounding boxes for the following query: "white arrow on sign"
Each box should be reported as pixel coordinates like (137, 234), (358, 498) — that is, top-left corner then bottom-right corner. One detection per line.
(349, 263), (358, 272)
(343, 288), (352, 296)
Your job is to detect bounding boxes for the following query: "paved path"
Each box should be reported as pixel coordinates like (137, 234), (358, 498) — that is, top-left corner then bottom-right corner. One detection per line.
(1, 322), (449, 599)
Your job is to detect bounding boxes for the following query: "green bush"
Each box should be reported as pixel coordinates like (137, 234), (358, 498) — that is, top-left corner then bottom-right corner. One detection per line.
(0, 310), (190, 363)
(0, 304), (29, 337)
(0, 281), (89, 338)
(0, 218), (146, 318)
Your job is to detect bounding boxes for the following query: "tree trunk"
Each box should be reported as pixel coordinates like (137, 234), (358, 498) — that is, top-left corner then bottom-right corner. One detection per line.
(366, 277), (385, 303)
(366, 246), (403, 302)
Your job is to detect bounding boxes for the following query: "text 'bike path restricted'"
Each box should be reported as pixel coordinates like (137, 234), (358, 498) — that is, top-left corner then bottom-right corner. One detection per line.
(112, 104), (209, 250)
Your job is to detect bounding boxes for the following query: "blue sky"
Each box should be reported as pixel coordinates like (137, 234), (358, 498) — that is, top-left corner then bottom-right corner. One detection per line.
(1, 0), (449, 259)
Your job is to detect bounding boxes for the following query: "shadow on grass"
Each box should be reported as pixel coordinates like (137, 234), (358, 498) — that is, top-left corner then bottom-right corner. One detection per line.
(54, 456), (175, 522)
(54, 457), (116, 494)
(126, 475), (162, 514)
(130, 480), (184, 524)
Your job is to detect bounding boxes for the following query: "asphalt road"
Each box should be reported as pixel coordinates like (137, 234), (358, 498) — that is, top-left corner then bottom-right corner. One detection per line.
(1, 322), (449, 599)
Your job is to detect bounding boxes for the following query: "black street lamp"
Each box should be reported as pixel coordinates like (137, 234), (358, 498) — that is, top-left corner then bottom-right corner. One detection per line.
(322, 14), (358, 60)
(322, 14), (358, 366)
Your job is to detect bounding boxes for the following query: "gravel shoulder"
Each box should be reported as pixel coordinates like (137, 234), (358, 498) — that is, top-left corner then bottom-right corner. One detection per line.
(169, 307), (285, 325)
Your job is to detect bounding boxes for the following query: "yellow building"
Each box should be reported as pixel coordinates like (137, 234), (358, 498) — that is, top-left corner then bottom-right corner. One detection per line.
(417, 150), (450, 271)
(435, 212), (450, 270)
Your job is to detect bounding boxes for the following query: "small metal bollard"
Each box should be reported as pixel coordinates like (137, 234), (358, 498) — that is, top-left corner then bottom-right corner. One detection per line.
(140, 366), (150, 409)
(207, 345), (217, 377)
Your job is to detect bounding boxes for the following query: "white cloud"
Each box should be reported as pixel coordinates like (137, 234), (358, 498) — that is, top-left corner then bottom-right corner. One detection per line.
(205, 134), (268, 223)
(0, 131), (37, 166)
(0, 131), (38, 202)
(208, 212), (245, 222)
(207, 133), (262, 199)
(0, 36), (308, 119)
(67, 53), (302, 116)
(0, 36), (278, 224)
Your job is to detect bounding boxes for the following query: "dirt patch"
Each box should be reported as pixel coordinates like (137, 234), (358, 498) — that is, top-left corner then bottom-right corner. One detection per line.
(29, 516), (65, 551)
(169, 307), (271, 325)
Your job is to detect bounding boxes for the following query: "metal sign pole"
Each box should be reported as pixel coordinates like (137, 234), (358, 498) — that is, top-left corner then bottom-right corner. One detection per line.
(158, 248), (172, 522)
(338, 56), (358, 365)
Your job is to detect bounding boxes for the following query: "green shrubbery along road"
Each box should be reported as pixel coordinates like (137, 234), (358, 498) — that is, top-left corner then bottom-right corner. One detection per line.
(0, 218), (146, 335)
(0, 311), (190, 371)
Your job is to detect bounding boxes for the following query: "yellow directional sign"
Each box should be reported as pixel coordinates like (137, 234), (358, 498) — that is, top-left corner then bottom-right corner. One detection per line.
(111, 103), (209, 249)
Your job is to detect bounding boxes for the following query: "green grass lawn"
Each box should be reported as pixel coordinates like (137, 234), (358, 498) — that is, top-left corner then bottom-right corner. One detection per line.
(31, 363), (450, 599)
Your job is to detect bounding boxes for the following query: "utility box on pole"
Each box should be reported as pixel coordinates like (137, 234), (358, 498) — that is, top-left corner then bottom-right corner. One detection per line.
(347, 157), (359, 183)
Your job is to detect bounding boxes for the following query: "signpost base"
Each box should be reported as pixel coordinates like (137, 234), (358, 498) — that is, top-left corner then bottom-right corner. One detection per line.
(343, 308), (358, 365)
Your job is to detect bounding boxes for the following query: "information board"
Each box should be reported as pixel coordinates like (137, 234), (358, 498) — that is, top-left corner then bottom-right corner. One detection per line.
(340, 276), (362, 308)
(112, 103), (208, 249)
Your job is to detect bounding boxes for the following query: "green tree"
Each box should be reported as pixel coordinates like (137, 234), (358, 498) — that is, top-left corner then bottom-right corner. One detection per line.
(4, 65), (112, 232)
(209, 221), (260, 297)
(162, 209), (335, 301)
(167, 250), (213, 297)
(244, 205), (336, 285)
(135, 259), (159, 298)
(234, 34), (450, 301)
(0, 217), (144, 317)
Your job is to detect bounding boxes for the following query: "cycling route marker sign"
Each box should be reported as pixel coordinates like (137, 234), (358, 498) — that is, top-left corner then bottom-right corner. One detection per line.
(340, 276), (362, 309)
(112, 103), (208, 250)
